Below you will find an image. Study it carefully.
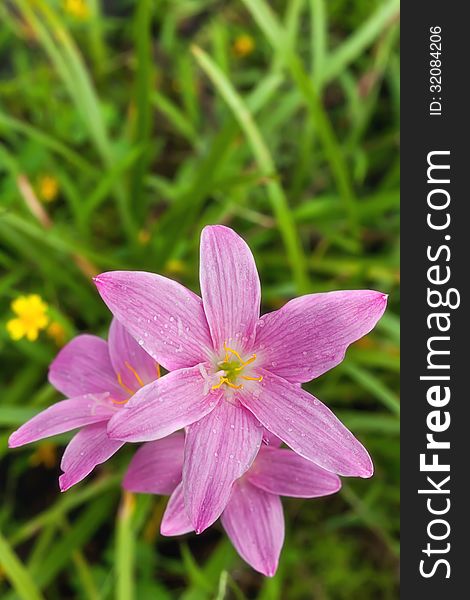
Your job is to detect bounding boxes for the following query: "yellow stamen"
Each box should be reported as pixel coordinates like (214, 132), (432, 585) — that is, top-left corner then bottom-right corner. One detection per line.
(117, 372), (134, 395)
(211, 377), (243, 390)
(223, 344), (243, 362)
(235, 354), (256, 370)
(240, 375), (263, 382)
(125, 361), (144, 387)
(111, 397), (129, 405)
(155, 363), (161, 378)
(224, 343), (257, 368)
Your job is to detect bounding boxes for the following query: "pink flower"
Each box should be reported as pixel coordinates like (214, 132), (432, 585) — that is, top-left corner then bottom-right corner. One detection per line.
(94, 225), (387, 532)
(8, 319), (159, 491)
(123, 431), (341, 577)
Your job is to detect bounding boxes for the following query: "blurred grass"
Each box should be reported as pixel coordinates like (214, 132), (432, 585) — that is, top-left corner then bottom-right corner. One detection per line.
(0, 0), (399, 598)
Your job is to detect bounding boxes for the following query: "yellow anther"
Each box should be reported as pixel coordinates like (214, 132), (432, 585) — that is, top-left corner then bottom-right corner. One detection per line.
(125, 361), (144, 387)
(155, 363), (161, 378)
(117, 372), (134, 395)
(240, 375), (263, 382)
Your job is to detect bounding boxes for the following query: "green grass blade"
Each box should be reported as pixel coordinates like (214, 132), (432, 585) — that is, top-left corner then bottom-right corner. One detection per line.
(115, 492), (136, 600)
(309, 0), (327, 81)
(240, 0), (359, 236)
(0, 531), (45, 600)
(192, 45), (309, 293)
(130, 0), (154, 221)
(0, 111), (97, 175)
(343, 363), (400, 415)
(323, 0), (400, 85)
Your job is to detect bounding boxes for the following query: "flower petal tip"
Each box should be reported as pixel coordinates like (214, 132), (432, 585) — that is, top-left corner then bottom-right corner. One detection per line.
(159, 525), (172, 537)
(92, 274), (106, 288)
(260, 562), (278, 577)
(7, 432), (21, 448)
(58, 474), (72, 493)
(359, 459), (374, 479)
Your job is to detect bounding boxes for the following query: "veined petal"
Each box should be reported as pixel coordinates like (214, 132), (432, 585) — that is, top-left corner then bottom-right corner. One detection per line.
(59, 422), (124, 491)
(108, 318), (159, 392)
(221, 481), (284, 577)
(247, 446), (341, 498)
(183, 400), (263, 533)
(8, 394), (115, 448)
(161, 483), (193, 536)
(255, 290), (388, 383)
(107, 365), (222, 443)
(94, 271), (213, 371)
(239, 369), (373, 478)
(262, 429), (282, 448)
(49, 334), (125, 400)
(123, 432), (184, 495)
(199, 225), (261, 352)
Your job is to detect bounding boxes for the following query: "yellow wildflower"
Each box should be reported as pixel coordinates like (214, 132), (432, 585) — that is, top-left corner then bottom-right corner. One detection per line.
(47, 321), (67, 346)
(138, 229), (151, 246)
(30, 442), (57, 469)
(165, 259), (186, 276)
(6, 294), (49, 342)
(37, 175), (59, 203)
(64, 0), (90, 20)
(233, 34), (255, 58)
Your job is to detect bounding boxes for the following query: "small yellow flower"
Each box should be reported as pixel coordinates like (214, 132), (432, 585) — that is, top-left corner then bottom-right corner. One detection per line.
(30, 442), (57, 469)
(6, 294), (49, 342)
(233, 34), (255, 58)
(138, 229), (151, 246)
(47, 321), (67, 346)
(37, 175), (59, 203)
(64, 0), (90, 20)
(165, 259), (186, 276)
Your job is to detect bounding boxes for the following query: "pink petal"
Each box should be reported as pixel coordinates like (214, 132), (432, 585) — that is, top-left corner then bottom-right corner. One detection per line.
(59, 422), (124, 491)
(49, 334), (125, 400)
(262, 429), (282, 448)
(161, 483), (193, 536)
(94, 271), (214, 371)
(107, 365), (222, 442)
(123, 432), (185, 495)
(255, 290), (388, 383)
(239, 369), (373, 478)
(8, 394), (115, 448)
(247, 446), (341, 498)
(183, 400), (263, 533)
(199, 225), (261, 352)
(108, 318), (159, 393)
(221, 481), (284, 577)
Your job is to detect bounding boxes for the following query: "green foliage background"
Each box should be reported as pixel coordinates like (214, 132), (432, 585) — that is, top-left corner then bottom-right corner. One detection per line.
(0, 0), (399, 598)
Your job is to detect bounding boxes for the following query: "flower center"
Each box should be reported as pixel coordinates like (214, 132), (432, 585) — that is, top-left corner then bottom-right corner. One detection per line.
(211, 344), (263, 391)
